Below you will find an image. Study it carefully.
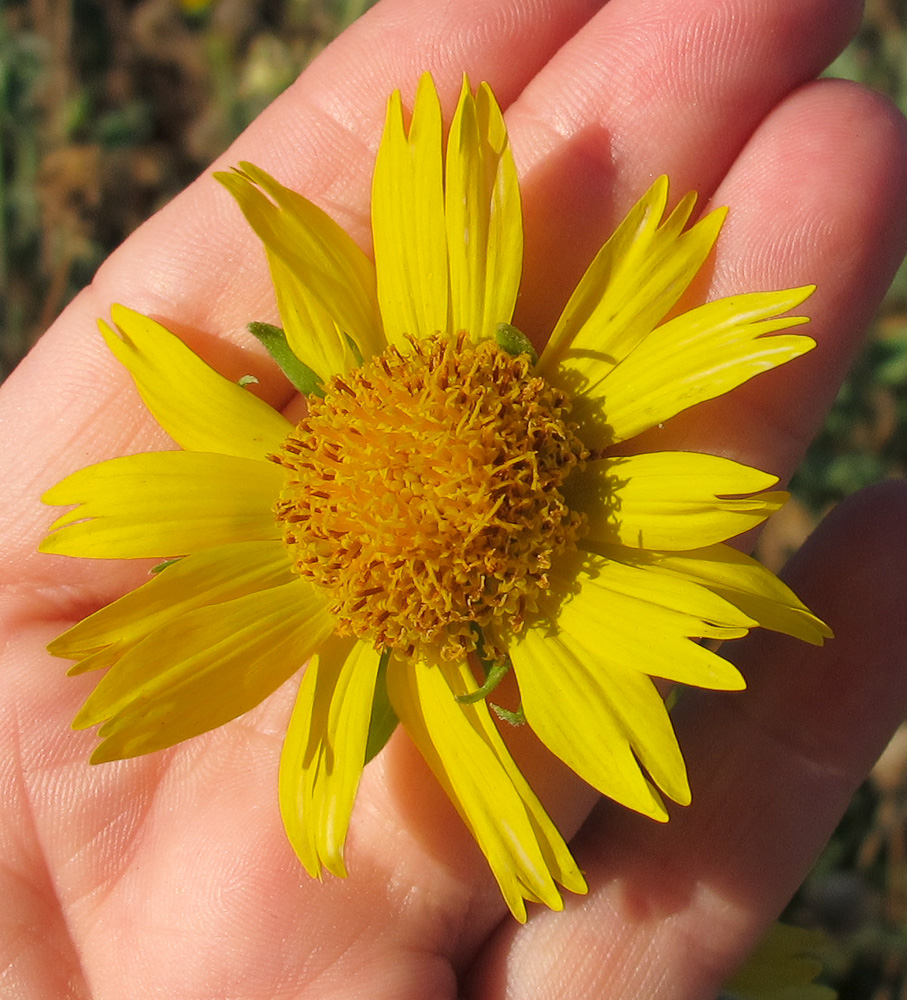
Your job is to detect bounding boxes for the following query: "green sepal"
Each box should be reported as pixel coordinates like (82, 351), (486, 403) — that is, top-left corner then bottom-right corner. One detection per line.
(457, 659), (510, 704)
(344, 333), (364, 366)
(247, 322), (326, 397)
(457, 624), (511, 704)
(364, 649), (398, 765)
(150, 557), (183, 574)
(491, 702), (526, 726)
(495, 322), (538, 365)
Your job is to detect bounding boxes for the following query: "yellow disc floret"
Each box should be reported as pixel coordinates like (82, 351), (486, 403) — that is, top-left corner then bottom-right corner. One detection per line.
(274, 335), (588, 661)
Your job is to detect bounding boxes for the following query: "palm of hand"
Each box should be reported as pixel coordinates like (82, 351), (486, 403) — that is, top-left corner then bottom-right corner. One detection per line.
(3, 1), (907, 997)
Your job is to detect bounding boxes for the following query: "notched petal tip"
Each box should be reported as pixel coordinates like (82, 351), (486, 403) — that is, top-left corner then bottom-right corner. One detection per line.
(800, 615), (834, 645)
(219, 159), (383, 373)
(108, 300), (142, 329)
(88, 744), (119, 765)
(72, 706), (103, 732)
(93, 303), (294, 459)
(647, 173), (670, 206)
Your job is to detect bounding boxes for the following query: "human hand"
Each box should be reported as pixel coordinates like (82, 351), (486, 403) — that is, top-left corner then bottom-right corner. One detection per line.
(2, 1), (907, 997)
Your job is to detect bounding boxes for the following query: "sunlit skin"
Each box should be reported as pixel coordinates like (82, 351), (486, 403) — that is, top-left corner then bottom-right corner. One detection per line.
(1, 0), (907, 996)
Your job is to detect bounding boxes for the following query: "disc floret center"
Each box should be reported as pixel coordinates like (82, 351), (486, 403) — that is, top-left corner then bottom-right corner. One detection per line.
(275, 335), (588, 661)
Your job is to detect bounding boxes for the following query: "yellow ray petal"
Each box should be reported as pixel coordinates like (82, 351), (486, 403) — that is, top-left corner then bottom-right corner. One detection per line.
(279, 636), (381, 879)
(445, 77), (522, 341)
(100, 305), (292, 459)
(538, 178), (722, 382)
(216, 164), (383, 375)
(41, 451), (283, 558)
(582, 286), (815, 446)
(49, 540), (294, 670)
(563, 548), (757, 632)
(511, 628), (688, 811)
(552, 561), (747, 690)
(266, 249), (359, 379)
(387, 655), (586, 922)
(572, 452), (785, 550)
(79, 578), (335, 759)
(372, 74), (448, 346)
(621, 541), (833, 644)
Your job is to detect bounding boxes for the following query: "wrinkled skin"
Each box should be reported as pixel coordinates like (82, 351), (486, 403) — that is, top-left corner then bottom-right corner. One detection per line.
(2, 1), (907, 997)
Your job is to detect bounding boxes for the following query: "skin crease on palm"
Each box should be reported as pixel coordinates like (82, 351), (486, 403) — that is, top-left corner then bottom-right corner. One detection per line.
(1, 0), (907, 995)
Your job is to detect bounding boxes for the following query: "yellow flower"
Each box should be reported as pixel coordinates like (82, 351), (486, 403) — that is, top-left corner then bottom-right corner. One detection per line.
(722, 923), (837, 1000)
(41, 74), (830, 921)
(180, 0), (214, 14)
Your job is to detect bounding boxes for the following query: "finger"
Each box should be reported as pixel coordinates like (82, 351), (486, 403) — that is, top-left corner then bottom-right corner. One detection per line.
(507, 0), (863, 333)
(0, 0), (605, 585)
(350, 76), (907, 964)
(0, 626), (474, 1000)
(3, 0), (900, 976)
(468, 479), (907, 1000)
(649, 80), (907, 481)
(86, 0), (606, 327)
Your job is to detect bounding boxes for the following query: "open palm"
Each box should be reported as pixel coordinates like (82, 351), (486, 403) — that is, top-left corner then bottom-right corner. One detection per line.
(3, 1), (907, 997)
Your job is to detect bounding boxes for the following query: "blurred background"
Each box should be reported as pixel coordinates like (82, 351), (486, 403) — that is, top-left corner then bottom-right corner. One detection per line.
(1, 0), (906, 994)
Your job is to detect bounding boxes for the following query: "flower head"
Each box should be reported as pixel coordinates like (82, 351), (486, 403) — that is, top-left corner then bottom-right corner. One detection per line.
(41, 74), (830, 921)
(722, 923), (837, 1000)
